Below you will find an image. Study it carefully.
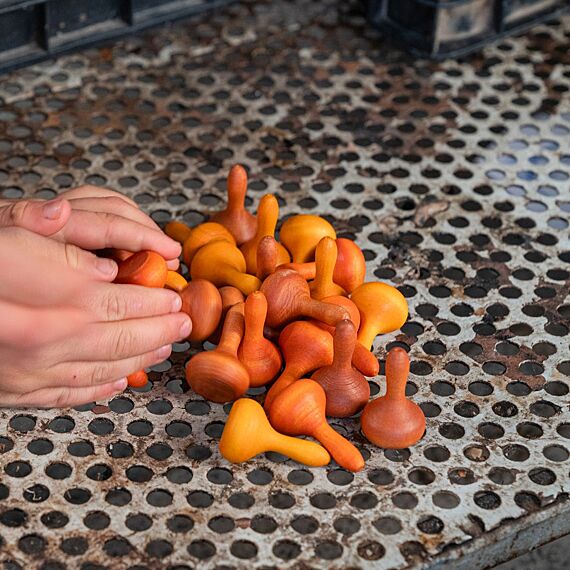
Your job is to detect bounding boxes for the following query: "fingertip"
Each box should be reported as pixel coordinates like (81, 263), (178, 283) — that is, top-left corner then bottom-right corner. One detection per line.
(95, 257), (118, 280)
(112, 378), (128, 392)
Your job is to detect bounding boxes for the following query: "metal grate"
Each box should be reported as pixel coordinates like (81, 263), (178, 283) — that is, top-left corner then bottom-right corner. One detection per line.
(0, 0), (569, 568)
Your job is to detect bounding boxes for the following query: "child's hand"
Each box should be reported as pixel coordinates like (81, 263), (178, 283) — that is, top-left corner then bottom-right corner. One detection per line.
(0, 227), (191, 408)
(0, 185), (181, 269)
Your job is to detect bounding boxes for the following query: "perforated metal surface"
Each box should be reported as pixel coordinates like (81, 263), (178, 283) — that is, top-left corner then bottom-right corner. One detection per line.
(0, 1), (569, 568)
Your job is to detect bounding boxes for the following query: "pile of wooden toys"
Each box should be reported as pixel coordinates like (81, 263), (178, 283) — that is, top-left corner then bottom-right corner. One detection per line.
(112, 165), (426, 472)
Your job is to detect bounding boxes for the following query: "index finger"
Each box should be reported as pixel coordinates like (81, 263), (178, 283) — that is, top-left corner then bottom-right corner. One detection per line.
(56, 211), (182, 262)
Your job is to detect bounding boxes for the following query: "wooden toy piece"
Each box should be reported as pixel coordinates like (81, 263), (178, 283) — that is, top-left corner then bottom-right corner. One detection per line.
(180, 280), (223, 342)
(127, 370), (148, 388)
(190, 240), (261, 295)
(256, 235), (278, 281)
(165, 220), (192, 244)
(309, 237), (346, 300)
(263, 321), (333, 411)
(269, 380), (365, 472)
(185, 303), (249, 403)
(279, 214), (336, 263)
(260, 269), (348, 329)
(361, 347), (425, 449)
(240, 194), (290, 274)
(238, 292), (282, 387)
(278, 238), (365, 290)
(312, 296), (379, 377)
(108, 248), (133, 262)
(115, 251), (168, 288)
(219, 398), (330, 466)
(164, 271), (188, 292)
(333, 238), (366, 293)
(211, 164), (256, 245)
(277, 261), (316, 280)
(209, 286), (245, 345)
(311, 320), (370, 417)
(351, 282), (409, 350)
(182, 222), (235, 267)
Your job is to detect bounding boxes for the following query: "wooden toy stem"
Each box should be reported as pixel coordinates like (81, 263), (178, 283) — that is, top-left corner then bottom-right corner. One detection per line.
(313, 422), (364, 472)
(385, 345), (410, 400)
(332, 318), (356, 370)
(218, 303), (245, 356)
(227, 164), (248, 213)
(257, 235), (278, 280)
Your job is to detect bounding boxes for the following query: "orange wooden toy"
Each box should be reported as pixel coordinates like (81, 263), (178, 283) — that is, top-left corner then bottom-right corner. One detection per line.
(269, 380), (365, 472)
(333, 237), (366, 292)
(185, 303), (249, 403)
(264, 320), (333, 411)
(309, 237), (346, 300)
(211, 164), (256, 245)
(220, 398), (330, 466)
(256, 235), (278, 281)
(127, 370), (148, 388)
(260, 269), (348, 329)
(115, 251), (168, 288)
(238, 291), (282, 387)
(180, 280), (222, 342)
(311, 319), (370, 417)
(361, 347), (425, 448)
(165, 220), (192, 244)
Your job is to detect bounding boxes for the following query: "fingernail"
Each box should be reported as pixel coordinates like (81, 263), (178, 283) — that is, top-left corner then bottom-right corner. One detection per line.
(42, 199), (64, 220)
(96, 257), (117, 276)
(179, 317), (192, 338)
(158, 344), (172, 359)
(171, 295), (182, 312)
(113, 378), (128, 392)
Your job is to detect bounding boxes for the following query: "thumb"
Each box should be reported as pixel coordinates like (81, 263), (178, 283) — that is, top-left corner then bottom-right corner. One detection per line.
(0, 198), (71, 235)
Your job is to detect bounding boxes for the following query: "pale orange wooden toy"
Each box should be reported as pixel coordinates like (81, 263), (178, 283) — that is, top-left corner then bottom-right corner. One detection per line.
(165, 220), (192, 244)
(350, 282), (408, 350)
(182, 222), (235, 267)
(240, 194), (290, 274)
(190, 240), (261, 295)
(164, 271), (188, 292)
(361, 347), (425, 449)
(219, 398), (330, 466)
(211, 164), (256, 245)
(279, 214), (336, 263)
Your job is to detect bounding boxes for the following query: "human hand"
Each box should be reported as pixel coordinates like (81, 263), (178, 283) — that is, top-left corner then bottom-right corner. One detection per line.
(0, 185), (181, 269)
(0, 227), (191, 408)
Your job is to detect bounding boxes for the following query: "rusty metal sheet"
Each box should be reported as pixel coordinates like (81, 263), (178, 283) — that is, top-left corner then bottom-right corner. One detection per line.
(0, 0), (569, 568)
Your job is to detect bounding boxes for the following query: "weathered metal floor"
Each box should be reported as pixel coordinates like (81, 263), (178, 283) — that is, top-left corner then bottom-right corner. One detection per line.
(0, 1), (569, 568)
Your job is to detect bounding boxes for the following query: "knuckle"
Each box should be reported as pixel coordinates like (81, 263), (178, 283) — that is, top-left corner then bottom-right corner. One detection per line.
(53, 388), (73, 408)
(114, 326), (136, 357)
(103, 289), (127, 320)
(6, 201), (29, 225)
(89, 363), (111, 386)
(64, 243), (81, 270)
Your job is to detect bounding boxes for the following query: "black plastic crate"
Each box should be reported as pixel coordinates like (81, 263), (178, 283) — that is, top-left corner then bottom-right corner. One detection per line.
(367, 0), (570, 59)
(0, 0), (233, 74)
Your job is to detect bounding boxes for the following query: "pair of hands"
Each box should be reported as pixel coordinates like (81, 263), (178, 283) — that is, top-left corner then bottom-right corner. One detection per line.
(0, 186), (191, 408)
